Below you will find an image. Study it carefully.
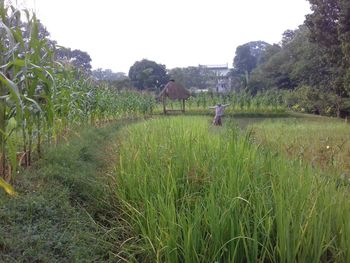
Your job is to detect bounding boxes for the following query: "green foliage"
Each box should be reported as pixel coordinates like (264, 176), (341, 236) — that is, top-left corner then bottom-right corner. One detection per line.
(115, 117), (350, 262)
(285, 86), (350, 116)
(168, 66), (216, 90)
(232, 41), (271, 90)
(92, 68), (127, 81)
(305, 0), (350, 97)
(128, 59), (169, 90)
(238, 0), (350, 118)
(55, 47), (92, 72)
(249, 23), (350, 117)
(305, 0), (344, 61)
(0, 122), (127, 262)
(250, 118), (350, 172)
(154, 91), (287, 115)
(0, 3), (156, 184)
(233, 41), (270, 75)
(0, 1), (55, 179)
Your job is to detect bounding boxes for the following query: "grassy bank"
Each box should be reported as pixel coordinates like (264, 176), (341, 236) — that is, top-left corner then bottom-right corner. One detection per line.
(115, 116), (350, 262)
(0, 122), (129, 262)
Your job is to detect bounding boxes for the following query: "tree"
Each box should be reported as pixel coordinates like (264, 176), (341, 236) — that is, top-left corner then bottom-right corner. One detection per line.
(169, 66), (215, 90)
(233, 41), (271, 88)
(128, 59), (169, 90)
(249, 25), (350, 116)
(233, 41), (271, 74)
(55, 47), (92, 72)
(233, 45), (256, 75)
(305, 0), (350, 96)
(281, 30), (296, 47)
(250, 26), (330, 92)
(92, 68), (127, 81)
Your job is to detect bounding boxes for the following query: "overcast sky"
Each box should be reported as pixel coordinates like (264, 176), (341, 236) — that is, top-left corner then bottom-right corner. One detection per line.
(15, 0), (311, 73)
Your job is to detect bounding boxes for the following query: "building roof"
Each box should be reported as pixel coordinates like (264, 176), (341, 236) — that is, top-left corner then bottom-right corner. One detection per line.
(159, 80), (191, 100)
(199, 63), (229, 70)
(199, 63), (231, 76)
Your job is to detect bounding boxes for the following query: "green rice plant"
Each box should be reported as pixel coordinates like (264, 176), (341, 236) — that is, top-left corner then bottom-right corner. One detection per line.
(250, 118), (350, 173)
(115, 116), (350, 262)
(154, 91), (287, 116)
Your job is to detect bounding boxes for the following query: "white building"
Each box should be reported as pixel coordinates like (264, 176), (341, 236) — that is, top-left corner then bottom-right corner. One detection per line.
(199, 64), (232, 93)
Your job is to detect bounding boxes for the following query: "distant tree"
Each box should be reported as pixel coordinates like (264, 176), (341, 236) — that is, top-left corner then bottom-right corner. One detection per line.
(305, 0), (342, 58)
(55, 47), (92, 72)
(128, 59), (169, 90)
(258, 44), (282, 64)
(250, 26), (328, 92)
(233, 41), (271, 89)
(303, 0), (350, 116)
(109, 78), (133, 90)
(305, 0), (350, 96)
(28, 19), (50, 37)
(187, 66), (215, 90)
(233, 45), (256, 75)
(249, 25), (350, 116)
(281, 30), (296, 47)
(92, 68), (127, 81)
(168, 68), (187, 88)
(92, 69), (132, 90)
(168, 66), (215, 90)
(233, 41), (271, 74)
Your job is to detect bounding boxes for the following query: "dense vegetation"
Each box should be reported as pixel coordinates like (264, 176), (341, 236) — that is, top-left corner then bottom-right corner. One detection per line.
(1, 1), (350, 262)
(251, 117), (350, 172)
(0, 2), (154, 190)
(0, 122), (129, 262)
(156, 90), (286, 115)
(234, 0), (350, 117)
(115, 117), (350, 262)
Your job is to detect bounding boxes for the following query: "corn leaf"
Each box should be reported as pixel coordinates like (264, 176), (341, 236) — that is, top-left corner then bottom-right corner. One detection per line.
(0, 177), (17, 196)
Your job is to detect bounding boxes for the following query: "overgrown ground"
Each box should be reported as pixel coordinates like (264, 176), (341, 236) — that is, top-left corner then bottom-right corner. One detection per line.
(0, 121), (131, 262)
(249, 114), (350, 173)
(1, 114), (349, 262)
(115, 116), (350, 262)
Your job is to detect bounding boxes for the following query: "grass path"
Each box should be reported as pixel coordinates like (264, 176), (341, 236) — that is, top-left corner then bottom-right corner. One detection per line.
(0, 121), (136, 262)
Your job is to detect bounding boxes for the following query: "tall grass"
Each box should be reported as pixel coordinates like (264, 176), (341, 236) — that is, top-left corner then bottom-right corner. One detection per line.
(115, 116), (350, 262)
(0, 122), (130, 262)
(156, 90), (286, 115)
(0, 2), (155, 189)
(250, 118), (350, 172)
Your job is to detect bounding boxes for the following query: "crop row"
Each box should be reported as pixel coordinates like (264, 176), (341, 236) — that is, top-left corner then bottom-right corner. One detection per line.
(0, 3), (154, 185)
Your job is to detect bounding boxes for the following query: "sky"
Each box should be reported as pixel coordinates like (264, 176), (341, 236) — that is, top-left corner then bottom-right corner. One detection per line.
(14, 0), (311, 73)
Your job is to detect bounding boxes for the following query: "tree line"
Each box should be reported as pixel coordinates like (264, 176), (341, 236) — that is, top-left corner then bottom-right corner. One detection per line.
(121, 0), (350, 117)
(12, 0), (348, 117)
(232, 0), (350, 117)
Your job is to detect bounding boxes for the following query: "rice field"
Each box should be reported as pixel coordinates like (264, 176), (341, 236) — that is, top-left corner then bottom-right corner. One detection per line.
(2, 3), (350, 262)
(115, 116), (350, 263)
(155, 91), (287, 115)
(250, 117), (350, 173)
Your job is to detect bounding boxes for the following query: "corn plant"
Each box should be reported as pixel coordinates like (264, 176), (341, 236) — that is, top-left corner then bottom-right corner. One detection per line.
(0, 2), (156, 194)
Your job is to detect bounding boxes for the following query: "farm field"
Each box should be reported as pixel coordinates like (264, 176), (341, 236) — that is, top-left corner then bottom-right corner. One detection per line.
(1, 1), (350, 262)
(1, 114), (350, 262)
(114, 116), (350, 262)
(250, 116), (350, 172)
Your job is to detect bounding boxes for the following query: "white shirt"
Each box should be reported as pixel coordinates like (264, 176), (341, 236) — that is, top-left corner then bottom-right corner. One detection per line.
(210, 104), (229, 116)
